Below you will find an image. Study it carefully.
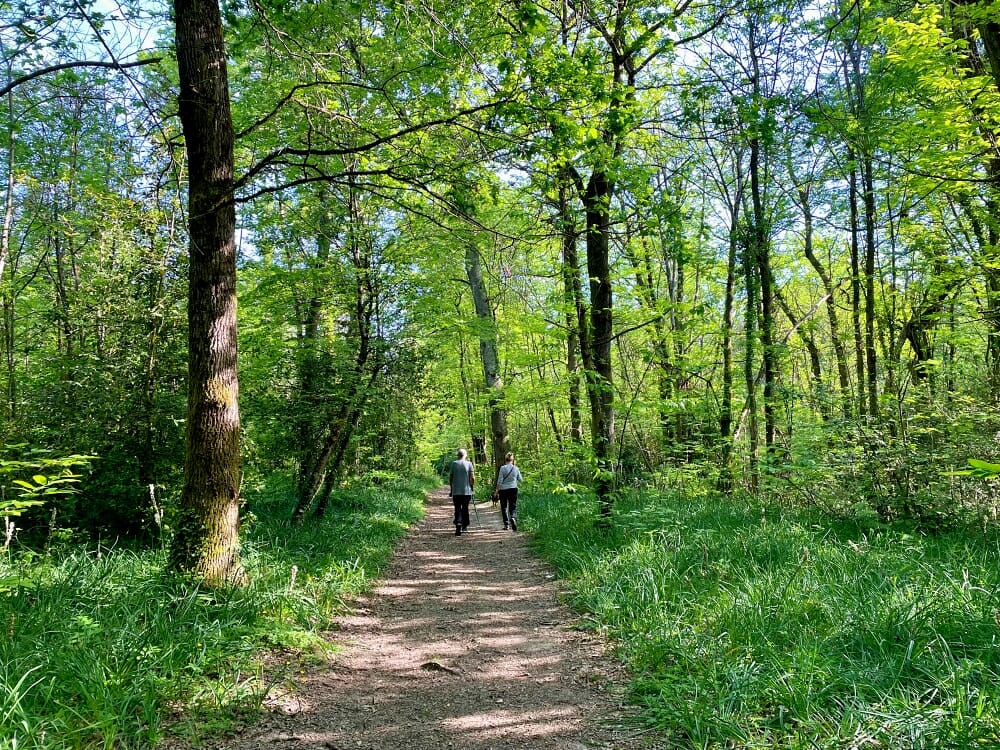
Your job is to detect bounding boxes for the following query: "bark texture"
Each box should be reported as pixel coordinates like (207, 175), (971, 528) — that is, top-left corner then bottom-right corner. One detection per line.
(583, 170), (615, 516)
(169, 0), (245, 585)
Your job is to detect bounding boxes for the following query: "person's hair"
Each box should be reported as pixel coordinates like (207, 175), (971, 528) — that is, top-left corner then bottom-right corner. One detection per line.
(457, 448), (467, 459)
(505, 452), (514, 463)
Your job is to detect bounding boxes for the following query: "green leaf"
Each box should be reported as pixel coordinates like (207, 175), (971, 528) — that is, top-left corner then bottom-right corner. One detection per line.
(958, 458), (1000, 479)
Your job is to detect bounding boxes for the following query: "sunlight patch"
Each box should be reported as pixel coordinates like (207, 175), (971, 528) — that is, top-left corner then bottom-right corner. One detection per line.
(441, 706), (581, 736)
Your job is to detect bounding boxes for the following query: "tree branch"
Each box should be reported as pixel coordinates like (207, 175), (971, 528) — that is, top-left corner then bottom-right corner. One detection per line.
(233, 98), (508, 192)
(0, 58), (160, 99)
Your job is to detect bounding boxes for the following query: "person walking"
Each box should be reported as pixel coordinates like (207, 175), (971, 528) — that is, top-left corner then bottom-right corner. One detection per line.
(449, 448), (475, 536)
(495, 452), (523, 531)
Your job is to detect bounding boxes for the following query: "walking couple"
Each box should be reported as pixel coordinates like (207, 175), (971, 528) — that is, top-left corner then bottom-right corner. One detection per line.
(448, 449), (523, 535)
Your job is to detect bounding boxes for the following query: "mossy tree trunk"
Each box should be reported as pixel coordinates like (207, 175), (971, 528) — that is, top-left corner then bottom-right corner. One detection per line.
(169, 0), (245, 586)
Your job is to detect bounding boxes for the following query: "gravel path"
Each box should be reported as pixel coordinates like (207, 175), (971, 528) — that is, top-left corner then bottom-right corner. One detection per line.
(177, 487), (658, 750)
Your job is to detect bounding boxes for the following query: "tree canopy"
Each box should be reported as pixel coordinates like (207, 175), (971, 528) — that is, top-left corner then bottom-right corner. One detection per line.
(2, 0), (1000, 571)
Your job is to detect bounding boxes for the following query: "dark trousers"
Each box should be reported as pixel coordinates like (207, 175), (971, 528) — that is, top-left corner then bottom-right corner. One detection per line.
(499, 488), (518, 527)
(453, 495), (471, 529)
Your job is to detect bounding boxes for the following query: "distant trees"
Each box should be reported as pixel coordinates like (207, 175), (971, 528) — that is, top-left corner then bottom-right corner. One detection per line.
(7, 0), (1000, 568)
(0, 6), (184, 540)
(171, 0), (1000, 555)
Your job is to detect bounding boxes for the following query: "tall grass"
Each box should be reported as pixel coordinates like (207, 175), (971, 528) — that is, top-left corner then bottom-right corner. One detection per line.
(522, 486), (1000, 749)
(0, 474), (427, 749)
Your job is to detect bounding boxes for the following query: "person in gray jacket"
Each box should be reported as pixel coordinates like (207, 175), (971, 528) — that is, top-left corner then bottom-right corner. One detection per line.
(495, 452), (523, 531)
(448, 448), (475, 536)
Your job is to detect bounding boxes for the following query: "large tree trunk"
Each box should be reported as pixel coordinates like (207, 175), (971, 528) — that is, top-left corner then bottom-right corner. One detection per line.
(583, 169), (615, 517)
(464, 240), (509, 476)
(848, 152), (866, 418)
(169, 0), (244, 585)
(750, 134), (777, 453)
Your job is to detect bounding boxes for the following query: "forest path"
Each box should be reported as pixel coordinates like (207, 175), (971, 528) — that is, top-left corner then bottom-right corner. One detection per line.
(196, 486), (655, 750)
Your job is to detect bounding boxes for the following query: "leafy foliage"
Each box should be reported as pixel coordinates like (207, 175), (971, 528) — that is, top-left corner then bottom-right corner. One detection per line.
(0, 449), (92, 522)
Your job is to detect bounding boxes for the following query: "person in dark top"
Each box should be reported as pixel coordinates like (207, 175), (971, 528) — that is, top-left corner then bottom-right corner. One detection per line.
(448, 448), (475, 536)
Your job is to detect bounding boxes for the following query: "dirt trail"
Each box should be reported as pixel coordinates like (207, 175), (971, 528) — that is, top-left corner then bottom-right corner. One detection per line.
(188, 487), (656, 750)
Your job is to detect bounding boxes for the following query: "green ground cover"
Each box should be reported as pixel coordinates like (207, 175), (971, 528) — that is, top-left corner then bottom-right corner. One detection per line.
(0, 475), (427, 750)
(523, 486), (1000, 749)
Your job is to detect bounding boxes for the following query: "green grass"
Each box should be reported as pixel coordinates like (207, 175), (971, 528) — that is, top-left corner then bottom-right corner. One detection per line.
(0, 473), (427, 749)
(521, 486), (1000, 749)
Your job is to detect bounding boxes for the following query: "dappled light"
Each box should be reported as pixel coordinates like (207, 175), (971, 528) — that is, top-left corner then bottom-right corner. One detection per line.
(195, 487), (642, 750)
(10, 0), (1000, 744)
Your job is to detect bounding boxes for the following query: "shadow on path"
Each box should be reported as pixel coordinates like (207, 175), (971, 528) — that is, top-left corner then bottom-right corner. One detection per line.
(196, 487), (653, 750)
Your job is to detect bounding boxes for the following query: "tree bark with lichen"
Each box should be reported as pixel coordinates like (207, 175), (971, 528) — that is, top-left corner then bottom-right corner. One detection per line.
(168, 0), (245, 586)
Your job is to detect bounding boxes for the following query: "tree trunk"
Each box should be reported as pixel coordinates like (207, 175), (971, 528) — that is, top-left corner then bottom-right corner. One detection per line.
(861, 152), (879, 418)
(718, 207), (739, 489)
(168, 0), (245, 586)
(3, 294), (13, 422)
(293, 186), (379, 520)
(558, 181), (584, 443)
(1, 122), (14, 424)
(292, 198), (335, 510)
(951, 8), (1000, 395)
(987, 267), (1000, 394)
(848, 152), (866, 418)
(797, 185), (852, 420)
(750, 134), (777, 453)
(741, 230), (760, 489)
(138, 259), (167, 489)
(311, 379), (376, 519)
(844, 39), (879, 419)
(583, 169), (615, 517)
(623, 222), (673, 457)
(456, 329), (487, 465)
(464, 239), (509, 477)
(774, 287), (827, 420)
(671, 251), (687, 449)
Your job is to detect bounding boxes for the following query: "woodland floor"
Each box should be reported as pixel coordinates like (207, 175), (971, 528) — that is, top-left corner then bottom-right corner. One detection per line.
(167, 486), (661, 750)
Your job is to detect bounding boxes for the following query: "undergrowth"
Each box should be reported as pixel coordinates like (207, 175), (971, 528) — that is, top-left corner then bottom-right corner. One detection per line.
(522, 485), (1000, 749)
(0, 473), (428, 750)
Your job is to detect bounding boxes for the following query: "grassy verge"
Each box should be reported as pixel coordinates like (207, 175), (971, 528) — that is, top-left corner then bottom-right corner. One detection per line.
(0, 473), (428, 750)
(521, 485), (1000, 749)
